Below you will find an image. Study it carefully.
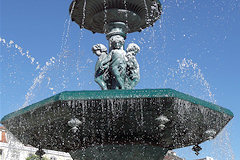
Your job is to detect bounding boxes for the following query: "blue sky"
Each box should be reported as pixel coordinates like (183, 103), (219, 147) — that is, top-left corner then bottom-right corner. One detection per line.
(1, 0), (240, 159)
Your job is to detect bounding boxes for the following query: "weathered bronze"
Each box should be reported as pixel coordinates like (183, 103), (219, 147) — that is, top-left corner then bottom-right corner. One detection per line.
(92, 36), (140, 90)
(70, 0), (162, 90)
(0, 1), (234, 160)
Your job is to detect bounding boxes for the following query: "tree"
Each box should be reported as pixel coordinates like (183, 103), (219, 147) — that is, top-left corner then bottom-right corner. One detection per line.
(26, 154), (49, 160)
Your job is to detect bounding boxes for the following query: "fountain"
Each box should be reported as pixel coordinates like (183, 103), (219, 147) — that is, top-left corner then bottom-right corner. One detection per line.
(0, 0), (234, 160)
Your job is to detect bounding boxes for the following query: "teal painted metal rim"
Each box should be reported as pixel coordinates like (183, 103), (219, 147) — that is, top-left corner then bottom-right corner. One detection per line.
(1, 88), (234, 122)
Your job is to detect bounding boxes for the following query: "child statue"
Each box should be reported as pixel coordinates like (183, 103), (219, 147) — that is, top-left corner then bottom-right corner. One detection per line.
(92, 44), (111, 90)
(125, 43), (140, 89)
(108, 35), (127, 89)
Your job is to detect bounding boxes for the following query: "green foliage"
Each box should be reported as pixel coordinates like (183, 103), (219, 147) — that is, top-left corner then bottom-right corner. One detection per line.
(26, 154), (49, 160)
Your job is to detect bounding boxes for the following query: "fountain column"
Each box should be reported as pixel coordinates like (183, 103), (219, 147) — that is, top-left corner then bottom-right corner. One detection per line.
(105, 22), (128, 42)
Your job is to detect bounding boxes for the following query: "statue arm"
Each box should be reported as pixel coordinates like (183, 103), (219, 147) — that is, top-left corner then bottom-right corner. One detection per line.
(100, 53), (111, 70)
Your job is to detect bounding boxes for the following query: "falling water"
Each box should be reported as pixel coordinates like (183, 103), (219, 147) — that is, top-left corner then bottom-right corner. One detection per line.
(60, 18), (70, 52)
(103, 0), (108, 32)
(176, 58), (215, 103)
(159, 55), (233, 159)
(123, 0), (128, 29)
(211, 127), (235, 160)
(0, 38), (40, 70)
(143, 0), (150, 24)
(139, 100), (144, 126)
(22, 56), (56, 107)
(81, 0), (87, 28)
(21, 0), (78, 107)
(157, 0), (167, 53)
(163, 58), (234, 159)
(4, 132), (25, 160)
(62, 1), (76, 50)
(163, 58), (216, 103)
(1, 0), (237, 159)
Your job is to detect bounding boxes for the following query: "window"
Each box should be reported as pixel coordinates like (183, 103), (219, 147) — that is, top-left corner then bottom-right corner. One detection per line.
(11, 150), (20, 160)
(0, 149), (3, 160)
(50, 157), (57, 160)
(4, 133), (7, 142)
(0, 131), (7, 143)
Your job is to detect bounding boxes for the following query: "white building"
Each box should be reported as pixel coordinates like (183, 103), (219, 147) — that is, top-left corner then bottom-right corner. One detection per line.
(0, 126), (72, 160)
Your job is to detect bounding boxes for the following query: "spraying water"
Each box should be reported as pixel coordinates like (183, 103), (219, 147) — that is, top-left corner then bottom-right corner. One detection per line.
(163, 58), (216, 103)
(1, 0), (237, 159)
(0, 38), (40, 70)
(22, 56), (56, 107)
(21, 0), (78, 107)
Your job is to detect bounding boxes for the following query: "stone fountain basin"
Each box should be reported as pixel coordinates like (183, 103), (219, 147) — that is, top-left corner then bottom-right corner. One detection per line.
(1, 89), (233, 155)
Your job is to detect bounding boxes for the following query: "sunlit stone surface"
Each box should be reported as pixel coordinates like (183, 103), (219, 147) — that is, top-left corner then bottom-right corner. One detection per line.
(1, 89), (233, 160)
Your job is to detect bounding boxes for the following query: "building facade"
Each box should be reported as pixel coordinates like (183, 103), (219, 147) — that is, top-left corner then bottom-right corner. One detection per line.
(163, 150), (185, 160)
(0, 126), (72, 160)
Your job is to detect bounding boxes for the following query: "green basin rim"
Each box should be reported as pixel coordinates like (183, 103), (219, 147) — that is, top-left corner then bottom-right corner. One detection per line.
(1, 88), (234, 122)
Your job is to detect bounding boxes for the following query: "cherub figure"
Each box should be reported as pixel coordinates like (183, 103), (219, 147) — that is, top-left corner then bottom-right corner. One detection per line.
(92, 44), (111, 90)
(125, 43), (140, 89)
(109, 35), (127, 89)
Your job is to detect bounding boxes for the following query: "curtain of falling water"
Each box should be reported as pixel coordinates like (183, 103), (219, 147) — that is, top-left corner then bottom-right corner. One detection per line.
(81, 0), (87, 28)
(63, 1), (76, 50)
(211, 127), (235, 160)
(124, 0), (128, 29)
(103, 0), (108, 33)
(143, 0), (150, 24)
